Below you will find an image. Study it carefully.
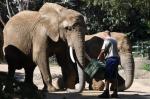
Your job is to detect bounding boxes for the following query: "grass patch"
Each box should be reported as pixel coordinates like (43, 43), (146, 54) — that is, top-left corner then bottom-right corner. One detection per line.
(143, 64), (150, 71)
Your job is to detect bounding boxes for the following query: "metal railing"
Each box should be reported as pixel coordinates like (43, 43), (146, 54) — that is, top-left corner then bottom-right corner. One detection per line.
(132, 41), (150, 58)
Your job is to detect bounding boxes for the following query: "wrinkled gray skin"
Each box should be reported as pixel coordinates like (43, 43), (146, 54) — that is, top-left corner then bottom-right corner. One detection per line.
(0, 28), (3, 62)
(58, 32), (134, 91)
(3, 3), (86, 93)
(85, 32), (135, 91)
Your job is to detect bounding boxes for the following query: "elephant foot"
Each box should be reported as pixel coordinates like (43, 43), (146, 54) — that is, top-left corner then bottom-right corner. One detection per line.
(4, 80), (17, 94)
(22, 82), (38, 91)
(47, 85), (57, 92)
(65, 78), (76, 89)
(55, 77), (65, 90)
(66, 88), (79, 93)
(20, 82), (39, 98)
(90, 79), (105, 91)
(4, 84), (14, 94)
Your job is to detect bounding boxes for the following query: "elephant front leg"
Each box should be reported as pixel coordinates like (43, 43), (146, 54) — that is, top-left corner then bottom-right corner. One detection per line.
(38, 64), (56, 92)
(33, 37), (56, 92)
(33, 51), (56, 92)
(36, 53), (56, 92)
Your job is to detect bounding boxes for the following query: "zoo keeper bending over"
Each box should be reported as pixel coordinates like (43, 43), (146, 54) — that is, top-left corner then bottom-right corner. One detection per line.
(97, 31), (120, 98)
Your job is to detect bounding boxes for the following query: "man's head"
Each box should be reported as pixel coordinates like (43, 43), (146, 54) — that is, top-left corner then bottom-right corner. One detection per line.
(104, 30), (111, 36)
(101, 30), (111, 39)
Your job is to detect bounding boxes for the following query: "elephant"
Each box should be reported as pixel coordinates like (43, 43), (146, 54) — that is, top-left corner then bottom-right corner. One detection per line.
(0, 27), (3, 63)
(84, 31), (135, 91)
(55, 31), (134, 91)
(3, 3), (87, 93)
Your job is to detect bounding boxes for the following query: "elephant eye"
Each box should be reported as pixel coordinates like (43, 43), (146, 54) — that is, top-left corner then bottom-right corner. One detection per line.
(73, 23), (78, 27)
(72, 22), (80, 29)
(65, 26), (72, 31)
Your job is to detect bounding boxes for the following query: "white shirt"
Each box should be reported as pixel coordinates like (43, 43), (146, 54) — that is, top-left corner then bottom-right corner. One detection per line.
(102, 37), (119, 59)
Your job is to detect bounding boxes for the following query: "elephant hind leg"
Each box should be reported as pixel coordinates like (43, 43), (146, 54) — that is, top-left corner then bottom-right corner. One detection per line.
(4, 53), (17, 93)
(4, 47), (17, 93)
(4, 45), (25, 69)
(23, 62), (38, 90)
(4, 45), (34, 92)
(24, 62), (36, 83)
(21, 63), (39, 98)
(56, 53), (76, 89)
(61, 64), (76, 89)
(4, 63), (16, 93)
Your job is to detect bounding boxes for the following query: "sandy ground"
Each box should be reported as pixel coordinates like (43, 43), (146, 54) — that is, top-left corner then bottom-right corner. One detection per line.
(0, 64), (150, 99)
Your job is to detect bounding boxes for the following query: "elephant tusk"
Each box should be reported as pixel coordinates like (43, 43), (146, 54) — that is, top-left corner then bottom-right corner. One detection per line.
(69, 46), (75, 63)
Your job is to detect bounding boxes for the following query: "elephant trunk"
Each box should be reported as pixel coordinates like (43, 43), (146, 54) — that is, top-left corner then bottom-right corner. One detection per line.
(118, 53), (135, 91)
(67, 34), (85, 93)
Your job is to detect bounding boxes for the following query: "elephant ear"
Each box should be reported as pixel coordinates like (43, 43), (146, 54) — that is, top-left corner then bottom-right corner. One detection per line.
(38, 3), (64, 42)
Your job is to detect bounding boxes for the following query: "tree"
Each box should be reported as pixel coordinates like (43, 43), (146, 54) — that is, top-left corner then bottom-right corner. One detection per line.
(0, 0), (150, 41)
(79, 0), (150, 41)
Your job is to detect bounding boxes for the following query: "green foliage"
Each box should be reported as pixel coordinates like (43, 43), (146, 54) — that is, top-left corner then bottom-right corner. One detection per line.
(79, 0), (150, 41)
(0, 0), (150, 42)
(143, 64), (150, 71)
(49, 56), (58, 65)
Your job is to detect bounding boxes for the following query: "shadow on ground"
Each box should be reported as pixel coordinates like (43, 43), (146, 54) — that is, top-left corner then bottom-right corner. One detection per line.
(37, 91), (150, 99)
(0, 71), (150, 99)
(119, 94), (150, 99)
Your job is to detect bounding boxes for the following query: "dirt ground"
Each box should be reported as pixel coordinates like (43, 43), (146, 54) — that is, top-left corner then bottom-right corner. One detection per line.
(0, 57), (150, 99)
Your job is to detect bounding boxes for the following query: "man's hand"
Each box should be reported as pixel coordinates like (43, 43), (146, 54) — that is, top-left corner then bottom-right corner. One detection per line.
(97, 50), (105, 61)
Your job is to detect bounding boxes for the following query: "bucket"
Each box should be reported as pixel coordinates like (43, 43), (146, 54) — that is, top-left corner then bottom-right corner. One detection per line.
(84, 59), (105, 78)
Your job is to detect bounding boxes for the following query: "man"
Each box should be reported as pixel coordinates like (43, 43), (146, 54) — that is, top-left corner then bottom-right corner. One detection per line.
(97, 31), (120, 98)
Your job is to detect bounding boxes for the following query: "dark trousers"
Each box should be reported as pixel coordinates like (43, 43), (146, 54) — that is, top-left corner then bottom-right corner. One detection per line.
(105, 57), (120, 80)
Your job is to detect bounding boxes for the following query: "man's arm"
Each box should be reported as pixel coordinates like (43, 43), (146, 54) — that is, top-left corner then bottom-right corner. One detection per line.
(97, 39), (109, 61)
(97, 49), (105, 61)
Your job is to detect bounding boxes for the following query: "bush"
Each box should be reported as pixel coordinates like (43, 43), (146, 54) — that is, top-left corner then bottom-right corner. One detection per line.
(143, 64), (150, 71)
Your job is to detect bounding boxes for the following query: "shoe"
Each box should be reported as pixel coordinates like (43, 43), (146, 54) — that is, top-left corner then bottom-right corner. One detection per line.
(98, 90), (110, 98)
(111, 93), (119, 98)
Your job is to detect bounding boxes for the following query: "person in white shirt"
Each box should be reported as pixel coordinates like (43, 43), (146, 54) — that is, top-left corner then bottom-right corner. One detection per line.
(97, 31), (120, 98)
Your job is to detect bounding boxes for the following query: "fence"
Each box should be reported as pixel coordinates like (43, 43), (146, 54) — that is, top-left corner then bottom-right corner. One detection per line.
(132, 41), (150, 58)
(49, 55), (58, 65)
(48, 41), (150, 65)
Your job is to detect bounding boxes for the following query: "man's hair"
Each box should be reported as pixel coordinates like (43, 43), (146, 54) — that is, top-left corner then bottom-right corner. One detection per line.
(104, 30), (111, 36)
